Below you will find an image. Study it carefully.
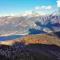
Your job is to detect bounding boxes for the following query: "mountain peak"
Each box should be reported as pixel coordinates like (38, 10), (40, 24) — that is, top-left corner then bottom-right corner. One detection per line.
(22, 11), (48, 17)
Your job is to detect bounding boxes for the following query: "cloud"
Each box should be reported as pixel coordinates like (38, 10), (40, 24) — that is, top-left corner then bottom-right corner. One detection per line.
(57, 0), (60, 7)
(35, 6), (52, 10)
(22, 10), (33, 16)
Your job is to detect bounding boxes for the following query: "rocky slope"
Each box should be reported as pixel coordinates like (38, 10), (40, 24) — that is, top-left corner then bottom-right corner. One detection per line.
(0, 43), (60, 60)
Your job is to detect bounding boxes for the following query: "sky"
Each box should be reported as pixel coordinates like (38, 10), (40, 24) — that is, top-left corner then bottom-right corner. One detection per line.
(0, 0), (59, 16)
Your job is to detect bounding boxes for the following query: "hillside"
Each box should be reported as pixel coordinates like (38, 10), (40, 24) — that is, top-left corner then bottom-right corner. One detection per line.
(0, 33), (60, 46)
(0, 33), (60, 60)
(19, 34), (60, 46)
(0, 44), (60, 60)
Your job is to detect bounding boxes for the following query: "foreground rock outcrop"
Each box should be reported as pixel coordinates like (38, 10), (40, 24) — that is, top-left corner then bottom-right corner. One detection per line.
(0, 44), (60, 60)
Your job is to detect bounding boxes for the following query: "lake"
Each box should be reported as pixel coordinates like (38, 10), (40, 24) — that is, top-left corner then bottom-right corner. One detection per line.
(0, 35), (23, 41)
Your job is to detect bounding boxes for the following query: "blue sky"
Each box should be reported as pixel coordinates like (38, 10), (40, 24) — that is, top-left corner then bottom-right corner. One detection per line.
(0, 0), (58, 16)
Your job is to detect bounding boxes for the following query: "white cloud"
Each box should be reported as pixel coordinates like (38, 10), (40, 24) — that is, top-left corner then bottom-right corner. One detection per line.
(35, 6), (40, 10)
(35, 6), (52, 10)
(57, 0), (60, 7)
(22, 10), (33, 16)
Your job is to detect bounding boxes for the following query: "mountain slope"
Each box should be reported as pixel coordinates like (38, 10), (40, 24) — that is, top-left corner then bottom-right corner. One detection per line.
(0, 33), (60, 46)
(0, 44), (60, 60)
(0, 12), (60, 35)
(20, 33), (60, 46)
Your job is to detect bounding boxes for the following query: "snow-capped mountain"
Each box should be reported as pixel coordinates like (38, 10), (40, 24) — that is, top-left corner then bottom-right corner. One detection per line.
(0, 11), (60, 35)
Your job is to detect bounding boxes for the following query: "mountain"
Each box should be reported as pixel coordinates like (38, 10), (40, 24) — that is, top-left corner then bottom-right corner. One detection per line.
(0, 12), (60, 35)
(0, 11), (60, 60)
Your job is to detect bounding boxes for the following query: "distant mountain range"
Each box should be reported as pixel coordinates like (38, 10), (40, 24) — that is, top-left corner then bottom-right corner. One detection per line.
(0, 11), (60, 35)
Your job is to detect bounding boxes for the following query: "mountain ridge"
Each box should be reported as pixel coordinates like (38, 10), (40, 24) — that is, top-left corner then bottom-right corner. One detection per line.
(0, 12), (60, 35)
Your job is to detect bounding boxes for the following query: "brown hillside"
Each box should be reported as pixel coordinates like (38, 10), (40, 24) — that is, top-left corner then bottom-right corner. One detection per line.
(0, 34), (60, 46)
(20, 34), (60, 46)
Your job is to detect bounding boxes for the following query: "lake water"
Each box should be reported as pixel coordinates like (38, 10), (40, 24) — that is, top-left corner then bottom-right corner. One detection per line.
(0, 35), (23, 41)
